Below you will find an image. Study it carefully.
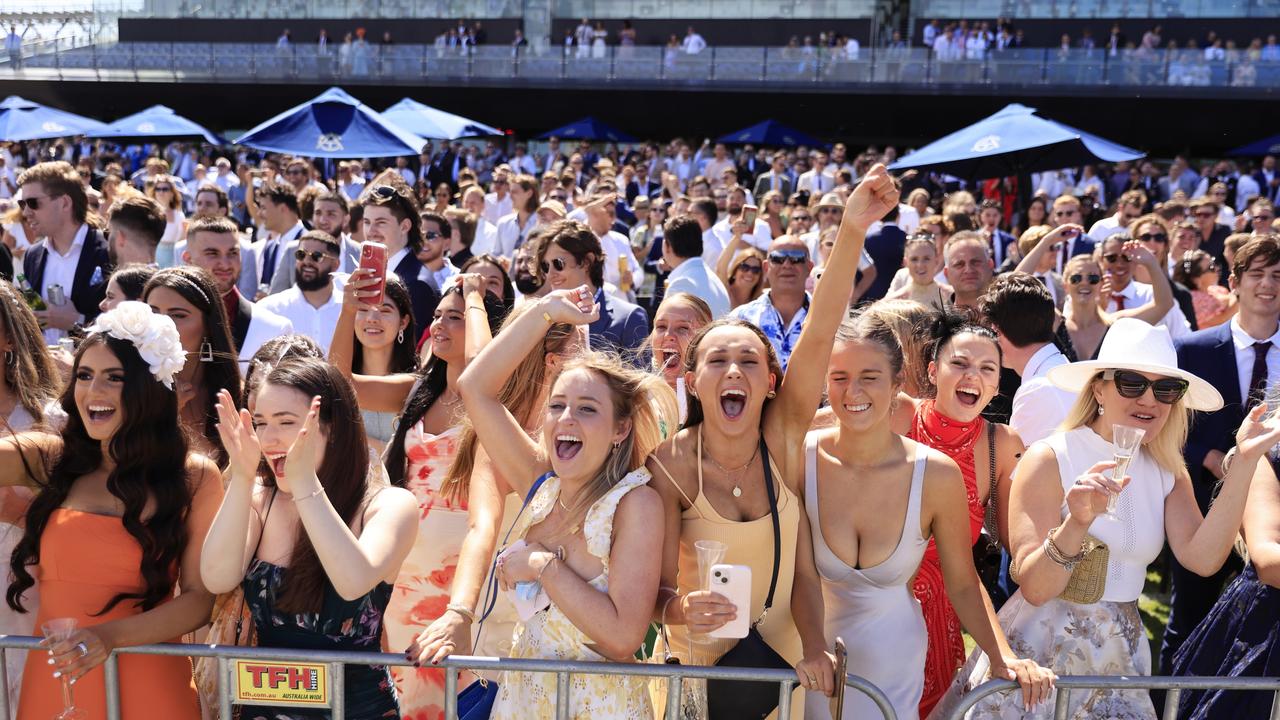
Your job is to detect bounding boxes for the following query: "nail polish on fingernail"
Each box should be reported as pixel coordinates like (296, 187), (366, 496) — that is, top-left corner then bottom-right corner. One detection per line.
(52, 671), (60, 678)
(47, 658), (54, 665)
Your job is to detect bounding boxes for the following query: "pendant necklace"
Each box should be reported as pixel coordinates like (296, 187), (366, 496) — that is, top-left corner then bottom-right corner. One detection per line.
(707, 444), (760, 498)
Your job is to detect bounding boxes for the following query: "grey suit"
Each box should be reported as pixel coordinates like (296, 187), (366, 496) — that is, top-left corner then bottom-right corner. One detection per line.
(268, 234), (362, 294)
(753, 171), (793, 200)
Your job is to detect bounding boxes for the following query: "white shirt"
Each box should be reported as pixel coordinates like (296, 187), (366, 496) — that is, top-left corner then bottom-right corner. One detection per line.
(511, 154), (537, 176)
(797, 169), (832, 195)
(40, 224), (89, 343)
(257, 279), (345, 355)
(701, 228), (724, 267)
(470, 217), (500, 257)
(483, 192), (513, 225)
(712, 217), (772, 253)
(1230, 316), (1280, 406)
(495, 212), (537, 259)
(339, 177), (366, 201)
(1088, 214), (1128, 243)
(1101, 280), (1192, 339)
(600, 230), (644, 297)
(665, 257), (732, 319)
(417, 259), (460, 293)
(682, 33), (707, 54)
(1009, 344), (1075, 446)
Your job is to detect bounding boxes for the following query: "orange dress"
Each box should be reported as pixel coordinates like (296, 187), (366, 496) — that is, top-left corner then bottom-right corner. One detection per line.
(17, 509), (200, 720)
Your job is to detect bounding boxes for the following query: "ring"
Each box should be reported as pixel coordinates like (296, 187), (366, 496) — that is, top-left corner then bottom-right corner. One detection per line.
(75, 642), (88, 657)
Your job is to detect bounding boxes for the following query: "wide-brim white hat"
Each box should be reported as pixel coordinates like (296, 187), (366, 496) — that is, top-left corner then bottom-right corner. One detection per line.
(1047, 317), (1223, 411)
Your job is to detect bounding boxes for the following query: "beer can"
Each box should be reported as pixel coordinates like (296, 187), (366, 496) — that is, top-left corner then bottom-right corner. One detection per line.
(48, 284), (66, 306)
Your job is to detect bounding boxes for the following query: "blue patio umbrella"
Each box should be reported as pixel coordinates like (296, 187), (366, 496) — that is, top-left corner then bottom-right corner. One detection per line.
(89, 105), (225, 145)
(382, 98), (500, 140)
(889, 103), (1144, 179)
(235, 87), (427, 158)
(537, 117), (636, 143)
(716, 119), (823, 148)
(1228, 133), (1280, 157)
(0, 95), (107, 141)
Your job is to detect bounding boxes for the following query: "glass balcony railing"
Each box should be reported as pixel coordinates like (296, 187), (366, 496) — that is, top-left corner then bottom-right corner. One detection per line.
(911, 0), (1277, 18)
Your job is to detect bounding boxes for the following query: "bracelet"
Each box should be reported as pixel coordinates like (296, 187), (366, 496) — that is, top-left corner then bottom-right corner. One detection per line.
(1043, 527), (1086, 570)
(466, 304), (487, 313)
(446, 603), (478, 623)
(660, 591), (681, 627)
(542, 311), (554, 324)
(292, 486), (325, 503)
(536, 554), (559, 584)
(1220, 447), (1239, 476)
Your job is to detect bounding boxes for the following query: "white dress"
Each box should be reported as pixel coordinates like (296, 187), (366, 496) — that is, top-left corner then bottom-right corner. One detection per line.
(931, 426), (1171, 720)
(592, 30), (607, 58)
(802, 432), (930, 720)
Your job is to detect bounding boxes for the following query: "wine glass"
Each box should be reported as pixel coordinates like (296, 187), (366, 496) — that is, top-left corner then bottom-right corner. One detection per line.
(41, 618), (86, 720)
(691, 540), (727, 645)
(1105, 425), (1146, 519)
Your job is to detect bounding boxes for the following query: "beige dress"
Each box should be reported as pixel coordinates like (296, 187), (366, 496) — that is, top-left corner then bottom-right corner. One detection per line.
(650, 429), (804, 719)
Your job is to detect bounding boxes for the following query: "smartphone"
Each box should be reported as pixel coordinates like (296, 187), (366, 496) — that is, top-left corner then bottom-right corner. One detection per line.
(357, 241), (388, 306)
(708, 563), (752, 639)
(742, 204), (758, 227)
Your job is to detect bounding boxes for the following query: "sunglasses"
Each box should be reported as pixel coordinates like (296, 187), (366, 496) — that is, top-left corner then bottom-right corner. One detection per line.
(769, 249), (808, 265)
(1254, 215), (1274, 223)
(423, 230), (442, 240)
(1104, 369), (1189, 405)
(1102, 253), (1132, 264)
(1137, 232), (1167, 244)
(1068, 273), (1102, 285)
(370, 185), (399, 200)
(790, 215), (812, 223)
(1193, 210), (1216, 218)
(540, 257), (572, 273)
(154, 185), (173, 192)
(17, 195), (55, 210)
(294, 249), (334, 262)
(286, 168), (307, 176)
(738, 264), (763, 275)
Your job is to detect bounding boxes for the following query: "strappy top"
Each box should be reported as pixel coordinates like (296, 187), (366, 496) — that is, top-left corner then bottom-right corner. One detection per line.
(803, 432), (929, 587)
(649, 427), (801, 665)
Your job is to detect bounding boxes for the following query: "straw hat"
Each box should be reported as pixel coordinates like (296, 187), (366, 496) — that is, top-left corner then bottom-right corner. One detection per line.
(1046, 318), (1222, 411)
(537, 199), (567, 218)
(815, 192), (845, 211)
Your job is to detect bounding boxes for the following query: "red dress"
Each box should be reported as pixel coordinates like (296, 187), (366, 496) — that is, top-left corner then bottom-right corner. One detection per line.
(907, 400), (987, 718)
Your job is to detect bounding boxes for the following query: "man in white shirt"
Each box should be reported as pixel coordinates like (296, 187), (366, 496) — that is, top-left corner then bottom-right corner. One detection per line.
(1088, 189), (1146, 243)
(662, 215), (731, 318)
(258, 230), (345, 354)
(415, 211), (460, 294)
(258, 183), (310, 295)
(183, 215), (293, 363)
(712, 186), (771, 252)
(483, 168), (513, 225)
(702, 143), (734, 189)
(682, 26), (707, 54)
(582, 193), (643, 298)
(336, 161), (366, 201)
(212, 158), (240, 193)
(981, 273), (1074, 445)
(1097, 233), (1191, 338)
(460, 186), (500, 256)
(509, 144), (537, 176)
(796, 151), (833, 195)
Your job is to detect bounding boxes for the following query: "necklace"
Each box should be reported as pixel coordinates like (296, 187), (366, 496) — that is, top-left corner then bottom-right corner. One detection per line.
(439, 389), (462, 408)
(706, 444), (760, 498)
(556, 496), (583, 535)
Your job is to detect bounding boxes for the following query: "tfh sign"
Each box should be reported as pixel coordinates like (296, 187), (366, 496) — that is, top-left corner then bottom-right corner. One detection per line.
(233, 660), (332, 707)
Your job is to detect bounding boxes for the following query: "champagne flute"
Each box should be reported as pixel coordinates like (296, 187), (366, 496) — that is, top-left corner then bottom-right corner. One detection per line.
(41, 618), (87, 720)
(691, 540), (727, 644)
(1105, 425), (1146, 518)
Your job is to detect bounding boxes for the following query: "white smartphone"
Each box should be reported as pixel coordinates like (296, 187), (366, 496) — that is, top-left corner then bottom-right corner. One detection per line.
(708, 563), (752, 639)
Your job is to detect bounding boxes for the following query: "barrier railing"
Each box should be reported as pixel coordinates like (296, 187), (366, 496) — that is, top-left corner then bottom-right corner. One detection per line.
(934, 675), (1280, 720)
(0, 635), (899, 720)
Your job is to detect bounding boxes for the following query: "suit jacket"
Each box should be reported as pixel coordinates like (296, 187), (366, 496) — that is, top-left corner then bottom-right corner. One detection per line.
(1172, 280), (1199, 333)
(753, 171), (793, 200)
(625, 179), (659, 205)
(587, 287), (649, 362)
(1252, 170), (1279, 202)
(863, 224), (906, 302)
(256, 223), (307, 294)
(1177, 323), (1245, 508)
(427, 151), (461, 188)
(0, 242), (12, 282)
(268, 235), (361, 294)
(23, 227), (111, 325)
(392, 251), (442, 340)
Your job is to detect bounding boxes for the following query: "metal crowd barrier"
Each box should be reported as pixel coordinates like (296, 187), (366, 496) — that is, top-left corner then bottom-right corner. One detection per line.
(0, 635), (899, 720)
(935, 675), (1280, 720)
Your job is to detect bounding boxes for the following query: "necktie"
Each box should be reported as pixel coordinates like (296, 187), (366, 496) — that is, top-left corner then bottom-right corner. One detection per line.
(261, 240), (279, 287)
(1110, 294), (1125, 310)
(1249, 341), (1272, 408)
(1060, 240), (1070, 271)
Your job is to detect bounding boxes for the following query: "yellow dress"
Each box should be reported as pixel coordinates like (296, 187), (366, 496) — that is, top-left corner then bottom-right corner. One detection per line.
(491, 470), (655, 720)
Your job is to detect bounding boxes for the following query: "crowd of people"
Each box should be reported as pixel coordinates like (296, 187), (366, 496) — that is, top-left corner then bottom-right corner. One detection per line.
(0, 130), (1276, 720)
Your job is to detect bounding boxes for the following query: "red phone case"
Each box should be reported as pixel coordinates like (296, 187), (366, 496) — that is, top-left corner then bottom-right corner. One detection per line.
(358, 242), (388, 306)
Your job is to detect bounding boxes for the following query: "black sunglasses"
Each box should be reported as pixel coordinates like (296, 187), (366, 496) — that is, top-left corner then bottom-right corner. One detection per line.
(17, 195), (55, 211)
(423, 230), (442, 240)
(154, 185), (174, 192)
(738, 263), (763, 275)
(1068, 273), (1102, 285)
(769, 249), (808, 265)
(294, 249), (334, 262)
(1104, 369), (1189, 405)
(370, 185), (400, 200)
(540, 257), (570, 273)
(1102, 253), (1132, 264)
(1137, 232), (1167, 244)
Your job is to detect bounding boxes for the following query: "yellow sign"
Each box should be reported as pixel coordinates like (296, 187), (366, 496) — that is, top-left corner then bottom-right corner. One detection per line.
(233, 660), (331, 707)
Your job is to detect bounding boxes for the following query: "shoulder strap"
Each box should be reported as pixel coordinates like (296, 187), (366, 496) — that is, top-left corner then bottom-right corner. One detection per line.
(982, 421), (999, 538)
(234, 487), (277, 644)
(475, 471), (552, 628)
(648, 453), (703, 520)
(756, 438), (781, 626)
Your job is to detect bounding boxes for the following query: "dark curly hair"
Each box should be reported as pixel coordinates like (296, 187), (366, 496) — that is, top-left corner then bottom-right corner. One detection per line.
(919, 307), (1001, 397)
(680, 319), (784, 430)
(8, 333), (192, 616)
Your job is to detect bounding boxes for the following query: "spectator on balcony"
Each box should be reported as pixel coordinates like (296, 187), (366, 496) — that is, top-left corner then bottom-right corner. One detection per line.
(1106, 23), (1126, 57)
(1262, 34), (1280, 61)
(923, 19), (940, 48)
(511, 28), (528, 55)
(5, 25), (23, 69)
(1079, 29), (1095, 52)
(276, 28), (291, 50)
(317, 28), (328, 54)
(682, 25), (707, 55)
(591, 21), (608, 59)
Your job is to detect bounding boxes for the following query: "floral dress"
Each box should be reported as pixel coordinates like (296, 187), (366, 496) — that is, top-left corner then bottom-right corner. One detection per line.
(382, 422), (464, 720)
(491, 470), (655, 720)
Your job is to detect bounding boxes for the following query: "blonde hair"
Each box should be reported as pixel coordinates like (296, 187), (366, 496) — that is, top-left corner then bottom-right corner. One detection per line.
(439, 304), (580, 503)
(862, 299), (932, 397)
(1017, 224), (1053, 257)
(146, 174), (182, 211)
(553, 353), (677, 530)
(1060, 372), (1190, 475)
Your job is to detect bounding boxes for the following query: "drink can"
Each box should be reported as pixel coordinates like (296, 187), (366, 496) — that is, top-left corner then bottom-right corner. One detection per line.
(48, 284), (66, 306)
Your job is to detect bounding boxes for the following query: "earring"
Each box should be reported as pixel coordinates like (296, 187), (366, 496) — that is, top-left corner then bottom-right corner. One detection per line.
(1097, 406), (1104, 417)
(766, 390), (777, 399)
(199, 340), (214, 363)
(3, 350), (12, 367)
(397, 328), (405, 344)
(612, 440), (621, 450)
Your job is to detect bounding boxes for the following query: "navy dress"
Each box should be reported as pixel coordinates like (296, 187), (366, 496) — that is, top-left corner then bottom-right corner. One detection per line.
(1171, 562), (1280, 719)
(241, 560), (399, 720)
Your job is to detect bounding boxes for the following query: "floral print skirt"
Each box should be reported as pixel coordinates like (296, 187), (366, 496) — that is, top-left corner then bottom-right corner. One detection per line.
(928, 592), (1155, 720)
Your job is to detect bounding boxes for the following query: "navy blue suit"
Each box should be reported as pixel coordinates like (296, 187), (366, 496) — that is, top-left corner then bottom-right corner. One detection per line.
(1163, 322), (1247, 672)
(392, 252), (442, 343)
(588, 287), (649, 363)
(863, 224), (906, 302)
(23, 228), (111, 325)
